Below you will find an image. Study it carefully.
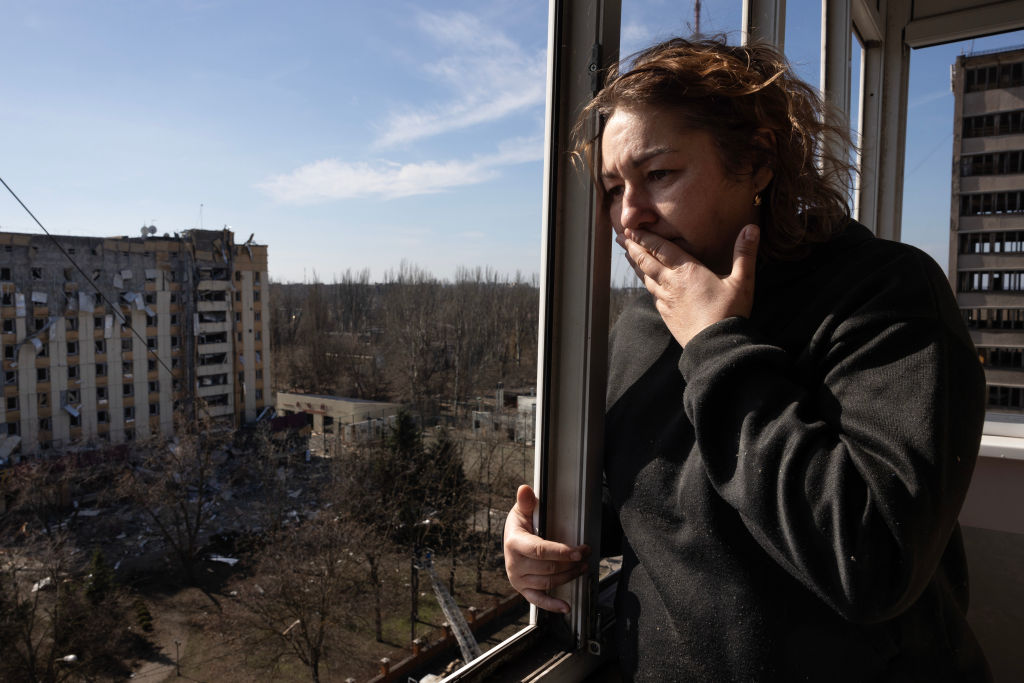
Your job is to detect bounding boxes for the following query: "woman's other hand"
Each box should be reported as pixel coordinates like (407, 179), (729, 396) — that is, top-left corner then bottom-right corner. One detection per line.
(624, 224), (759, 348)
(503, 484), (590, 614)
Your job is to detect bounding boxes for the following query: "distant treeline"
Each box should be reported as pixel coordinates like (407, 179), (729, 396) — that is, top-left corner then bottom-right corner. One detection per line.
(269, 264), (643, 414)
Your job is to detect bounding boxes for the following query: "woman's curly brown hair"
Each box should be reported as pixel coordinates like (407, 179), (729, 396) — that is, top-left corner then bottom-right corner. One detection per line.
(576, 37), (856, 259)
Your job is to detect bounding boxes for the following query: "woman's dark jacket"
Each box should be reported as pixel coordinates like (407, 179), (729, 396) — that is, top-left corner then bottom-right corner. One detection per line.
(604, 221), (991, 681)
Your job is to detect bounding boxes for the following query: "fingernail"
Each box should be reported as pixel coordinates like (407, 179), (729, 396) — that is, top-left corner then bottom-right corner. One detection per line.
(743, 225), (759, 241)
(570, 551), (582, 561)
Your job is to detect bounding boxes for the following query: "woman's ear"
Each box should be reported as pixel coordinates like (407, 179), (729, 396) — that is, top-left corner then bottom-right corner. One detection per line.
(751, 128), (776, 190)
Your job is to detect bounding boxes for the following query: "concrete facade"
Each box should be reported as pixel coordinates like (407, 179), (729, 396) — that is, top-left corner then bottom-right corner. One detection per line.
(0, 228), (271, 459)
(950, 46), (1024, 412)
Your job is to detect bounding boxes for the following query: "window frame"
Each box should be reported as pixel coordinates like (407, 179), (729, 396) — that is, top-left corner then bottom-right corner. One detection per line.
(438, 1), (620, 680)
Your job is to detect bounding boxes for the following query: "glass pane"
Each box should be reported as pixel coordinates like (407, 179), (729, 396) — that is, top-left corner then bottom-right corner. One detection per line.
(901, 30), (1024, 273)
(0, 2), (545, 681)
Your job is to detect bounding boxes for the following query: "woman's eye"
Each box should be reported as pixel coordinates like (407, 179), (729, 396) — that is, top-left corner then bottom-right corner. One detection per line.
(648, 169), (669, 181)
(605, 184), (624, 198)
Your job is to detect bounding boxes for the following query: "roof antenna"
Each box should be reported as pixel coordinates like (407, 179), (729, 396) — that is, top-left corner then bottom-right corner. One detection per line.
(199, 203), (204, 230)
(694, 0), (702, 38)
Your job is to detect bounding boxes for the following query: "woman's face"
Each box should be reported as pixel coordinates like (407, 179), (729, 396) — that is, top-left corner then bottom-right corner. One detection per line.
(600, 106), (769, 275)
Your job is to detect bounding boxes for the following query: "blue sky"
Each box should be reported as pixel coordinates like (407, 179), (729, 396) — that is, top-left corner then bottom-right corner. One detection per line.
(1, 1), (1021, 283)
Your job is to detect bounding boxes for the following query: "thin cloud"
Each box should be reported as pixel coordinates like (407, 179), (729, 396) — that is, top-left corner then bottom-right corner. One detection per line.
(375, 11), (546, 147)
(909, 89), (950, 109)
(258, 137), (542, 204)
(621, 22), (656, 52)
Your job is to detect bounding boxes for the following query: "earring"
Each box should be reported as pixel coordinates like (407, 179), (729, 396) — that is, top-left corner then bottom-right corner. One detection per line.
(753, 191), (762, 207)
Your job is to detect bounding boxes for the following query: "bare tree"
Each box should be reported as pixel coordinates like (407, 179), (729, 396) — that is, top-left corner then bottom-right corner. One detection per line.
(0, 539), (135, 682)
(115, 410), (229, 583)
(238, 514), (370, 683)
(332, 412), (471, 643)
(380, 263), (447, 415)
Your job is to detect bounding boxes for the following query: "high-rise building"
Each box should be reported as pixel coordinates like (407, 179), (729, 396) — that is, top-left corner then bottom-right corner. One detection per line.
(0, 228), (271, 458)
(950, 45), (1024, 413)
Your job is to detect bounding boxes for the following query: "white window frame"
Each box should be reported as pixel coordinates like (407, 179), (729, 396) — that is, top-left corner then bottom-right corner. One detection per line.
(439, 1), (621, 681)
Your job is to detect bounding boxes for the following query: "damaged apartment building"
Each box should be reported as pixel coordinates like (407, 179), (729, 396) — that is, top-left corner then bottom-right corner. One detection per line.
(0, 228), (272, 460)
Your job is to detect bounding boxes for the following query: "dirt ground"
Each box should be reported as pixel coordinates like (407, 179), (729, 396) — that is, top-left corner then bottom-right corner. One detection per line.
(118, 556), (524, 683)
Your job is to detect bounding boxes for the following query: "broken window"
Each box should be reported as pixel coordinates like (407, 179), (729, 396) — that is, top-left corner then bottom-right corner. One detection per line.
(2, 319), (13, 334)
(124, 406), (134, 421)
(149, 380), (159, 393)
(68, 365), (79, 381)
(97, 410), (108, 423)
(200, 352), (227, 366)
(197, 290), (227, 303)
(122, 338), (132, 351)
(95, 339), (106, 354)
(38, 392), (48, 406)
(199, 311), (227, 323)
(199, 373), (228, 387)
(39, 417), (51, 431)
(0, 267), (9, 280)
(6, 396), (17, 411)
(31, 267), (42, 280)
(198, 331), (227, 345)
(5, 422), (17, 436)
(255, 388), (263, 400)
(122, 361), (132, 376)
(66, 317), (78, 331)
(97, 386), (108, 401)
(4, 371), (15, 385)
(96, 362), (107, 377)
(3, 345), (13, 360)
(147, 337), (157, 350)
(148, 359), (156, 371)
(123, 383), (133, 396)
(67, 341), (78, 356)
(149, 403), (159, 416)
(34, 318), (46, 331)
(36, 368), (48, 383)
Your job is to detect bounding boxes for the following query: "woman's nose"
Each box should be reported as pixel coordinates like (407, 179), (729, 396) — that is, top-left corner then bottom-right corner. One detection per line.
(619, 187), (655, 231)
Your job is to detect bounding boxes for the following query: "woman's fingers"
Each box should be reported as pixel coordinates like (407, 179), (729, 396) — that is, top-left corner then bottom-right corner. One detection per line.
(617, 225), (759, 348)
(503, 485), (591, 613)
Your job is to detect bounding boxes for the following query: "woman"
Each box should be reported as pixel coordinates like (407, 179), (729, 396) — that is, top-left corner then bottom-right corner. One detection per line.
(504, 38), (991, 681)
